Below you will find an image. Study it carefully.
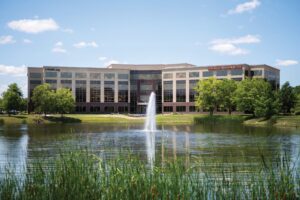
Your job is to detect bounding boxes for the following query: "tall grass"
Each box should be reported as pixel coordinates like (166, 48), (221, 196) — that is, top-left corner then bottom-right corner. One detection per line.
(0, 151), (299, 200)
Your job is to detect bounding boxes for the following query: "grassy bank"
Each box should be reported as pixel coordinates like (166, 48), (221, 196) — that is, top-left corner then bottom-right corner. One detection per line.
(0, 151), (298, 199)
(0, 114), (200, 125)
(0, 113), (299, 127)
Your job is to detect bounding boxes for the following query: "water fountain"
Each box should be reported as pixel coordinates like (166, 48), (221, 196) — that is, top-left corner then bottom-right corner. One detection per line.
(144, 92), (156, 168)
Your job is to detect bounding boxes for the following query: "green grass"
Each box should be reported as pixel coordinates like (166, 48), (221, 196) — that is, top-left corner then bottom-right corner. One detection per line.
(0, 113), (299, 128)
(0, 150), (299, 200)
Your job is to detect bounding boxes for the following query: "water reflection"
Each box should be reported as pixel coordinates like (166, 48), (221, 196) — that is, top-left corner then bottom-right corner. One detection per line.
(0, 124), (28, 177)
(0, 123), (299, 174)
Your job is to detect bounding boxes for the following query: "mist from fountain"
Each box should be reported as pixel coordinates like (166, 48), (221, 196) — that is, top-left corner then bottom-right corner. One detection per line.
(144, 92), (156, 168)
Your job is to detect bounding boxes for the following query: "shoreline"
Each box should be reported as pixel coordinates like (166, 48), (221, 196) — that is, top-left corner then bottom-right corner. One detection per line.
(0, 114), (299, 128)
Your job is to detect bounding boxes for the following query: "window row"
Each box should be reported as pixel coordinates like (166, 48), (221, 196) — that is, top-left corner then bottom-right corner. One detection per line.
(163, 106), (197, 112)
(44, 71), (129, 79)
(75, 106), (128, 113)
(163, 69), (244, 79)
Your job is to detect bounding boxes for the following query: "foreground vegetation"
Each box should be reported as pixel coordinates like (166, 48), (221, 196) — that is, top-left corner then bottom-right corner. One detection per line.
(0, 150), (299, 199)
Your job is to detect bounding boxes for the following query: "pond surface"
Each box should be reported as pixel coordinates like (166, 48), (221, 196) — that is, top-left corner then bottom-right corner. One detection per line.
(0, 122), (300, 175)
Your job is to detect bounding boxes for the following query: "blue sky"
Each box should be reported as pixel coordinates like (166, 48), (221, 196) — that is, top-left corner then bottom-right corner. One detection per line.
(0, 0), (299, 97)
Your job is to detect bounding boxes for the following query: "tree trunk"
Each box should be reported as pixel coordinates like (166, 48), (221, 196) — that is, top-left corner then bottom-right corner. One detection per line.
(209, 109), (214, 116)
(228, 108), (232, 115)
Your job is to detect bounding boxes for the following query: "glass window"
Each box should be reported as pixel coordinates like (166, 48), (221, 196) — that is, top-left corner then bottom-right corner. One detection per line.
(75, 73), (87, 79)
(118, 81), (128, 102)
(90, 73), (101, 79)
(189, 80), (198, 102)
(189, 72), (199, 78)
(104, 106), (114, 113)
(90, 106), (100, 112)
(189, 106), (196, 112)
(231, 69), (243, 76)
(104, 81), (114, 102)
(203, 71), (214, 77)
(163, 106), (173, 112)
(163, 81), (173, 102)
(30, 80), (42, 84)
(118, 74), (129, 79)
(176, 106), (186, 112)
(61, 80), (72, 90)
(61, 72), (72, 78)
(30, 73), (42, 78)
(163, 73), (173, 79)
(75, 80), (86, 102)
(176, 72), (186, 78)
(176, 80), (186, 102)
(76, 106), (86, 112)
(216, 70), (228, 76)
(90, 80), (101, 102)
(252, 70), (262, 76)
(45, 79), (57, 89)
(104, 73), (115, 79)
(140, 84), (153, 91)
(45, 71), (57, 78)
(118, 106), (128, 113)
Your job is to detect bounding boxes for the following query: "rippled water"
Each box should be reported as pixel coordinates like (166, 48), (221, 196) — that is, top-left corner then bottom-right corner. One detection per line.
(0, 122), (300, 175)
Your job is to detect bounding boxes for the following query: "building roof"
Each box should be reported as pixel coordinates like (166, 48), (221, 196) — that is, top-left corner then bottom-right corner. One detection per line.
(106, 63), (196, 70)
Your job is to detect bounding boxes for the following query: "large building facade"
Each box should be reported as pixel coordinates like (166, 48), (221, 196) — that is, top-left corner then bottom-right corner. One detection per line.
(28, 63), (280, 114)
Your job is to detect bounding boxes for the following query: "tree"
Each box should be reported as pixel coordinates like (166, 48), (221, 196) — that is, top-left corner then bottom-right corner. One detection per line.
(294, 94), (300, 115)
(234, 78), (256, 114)
(195, 78), (220, 116)
(2, 83), (23, 115)
(31, 84), (56, 115)
(216, 79), (237, 114)
(294, 86), (300, 95)
(279, 82), (296, 114)
(235, 78), (279, 118)
(55, 88), (75, 117)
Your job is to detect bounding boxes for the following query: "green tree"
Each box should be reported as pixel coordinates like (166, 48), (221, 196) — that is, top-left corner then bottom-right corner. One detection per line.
(195, 78), (220, 116)
(31, 84), (56, 116)
(279, 82), (296, 114)
(294, 85), (300, 95)
(55, 88), (75, 117)
(235, 78), (279, 118)
(2, 83), (23, 115)
(234, 78), (255, 114)
(294, 94), (300, 115)
(216, 79), (237, 114)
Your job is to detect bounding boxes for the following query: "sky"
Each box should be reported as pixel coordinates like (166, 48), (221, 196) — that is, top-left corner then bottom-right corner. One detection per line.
(0, 0), (299, 97)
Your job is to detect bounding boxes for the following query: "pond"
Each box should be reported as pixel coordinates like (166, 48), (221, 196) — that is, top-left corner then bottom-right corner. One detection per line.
(0, 122), (300, 175)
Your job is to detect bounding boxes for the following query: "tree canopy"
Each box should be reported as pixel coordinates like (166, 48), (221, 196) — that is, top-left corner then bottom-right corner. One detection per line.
(279, 82), (297, 114)
(195, 78), (220, 115)
(31, 84), (75, 116)
(2, 83), (24, 115)
(216, 79), (237, 114)
(235, 78), (279, 118)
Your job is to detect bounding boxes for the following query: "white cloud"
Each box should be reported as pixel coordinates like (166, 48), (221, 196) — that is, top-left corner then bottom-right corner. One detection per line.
(73, 41), (98, 48)
(52, 41), (67, 53)
(210, 43), (248, 55)
(228, 0), (261, 14)
(0, 35), (16, 44)
(62, 28), (73, 33)
(276, 59), (298, 66)
(8, 18), (59, 34)
(0, 64), (26, 76)
(23, 39), (32, 44)
(98, 56), (107, 61)
(104, 60), (120, 66)
(209, 34), (260, 56)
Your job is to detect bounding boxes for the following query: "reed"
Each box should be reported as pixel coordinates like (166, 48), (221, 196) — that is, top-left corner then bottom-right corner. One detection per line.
(0, 150), (299, 200)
